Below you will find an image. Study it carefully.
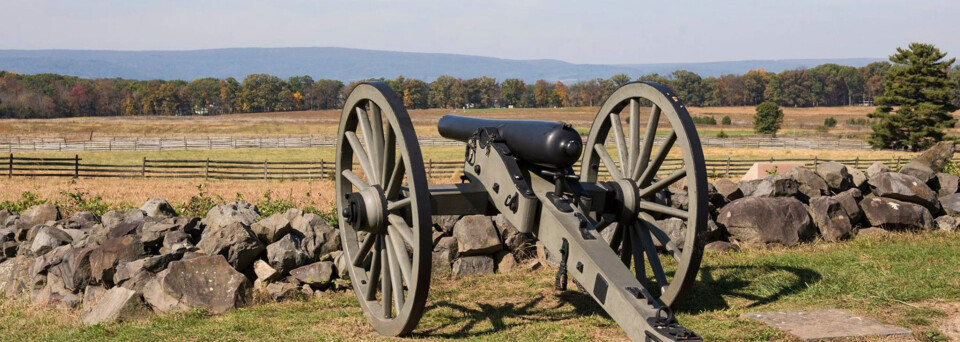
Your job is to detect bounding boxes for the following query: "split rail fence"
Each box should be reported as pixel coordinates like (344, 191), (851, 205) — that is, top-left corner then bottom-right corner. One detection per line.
(0, 154), (941, 181)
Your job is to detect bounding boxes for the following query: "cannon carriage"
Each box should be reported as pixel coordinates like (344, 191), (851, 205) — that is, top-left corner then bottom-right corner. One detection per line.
(335, 81), (707, 341)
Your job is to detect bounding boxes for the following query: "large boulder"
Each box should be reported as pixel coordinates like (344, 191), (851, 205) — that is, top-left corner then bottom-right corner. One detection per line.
(89, 235), (145, 285)
(102, 209), (147, 238)
(161, 230), (194, 255)
(816, 162), (852, 191)
(866, 162), (890, 179)
(751, 174), (799, 198)
(290, 213), (339, 261)
(52, 246), (95, 291)
(197, 222), (264, 271)
(140, 220), (180, 249)
(859, 197), (934, 230)
(788, 166), (828, 200)
(30, 226), (72, 255)
(432, 215), (462, 235)
(493, 214), (530, 253)
(900, 141), (955, 182)
(452, 255), (495, 277)
(251, 213), (293, 244)
(64, 211), (99, 230)
(452, 215), (502, 256)
(716, 197), (815, 247)
(0, 256), (34, 297)
(150, 255), (249, 313)
(935, 216), (960, 232)
(808, 197), (853, 241)
(939, 193), (960, 217)
(266, 234), (308, 274)
(738, 179), (763, 197)
(868, 172), (940, 212)
(140, 199), (177, 219)
(16, 204), (61, 236)
(936, 173), (960, 197)
(202, 202), (260, 231)
(848, 167), (868, 189)
(833, 188), (864, 224)
(81, 287), (149, 325)
(713, 178), (743, 202)
(290, 261), (335, 288)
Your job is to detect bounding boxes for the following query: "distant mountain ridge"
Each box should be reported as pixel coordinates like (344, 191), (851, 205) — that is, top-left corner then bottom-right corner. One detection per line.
(0, 47), (883, 82)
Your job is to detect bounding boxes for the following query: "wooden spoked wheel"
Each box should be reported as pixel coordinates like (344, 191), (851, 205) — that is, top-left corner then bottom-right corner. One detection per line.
(581, 82), (707, 308)
(336, 82), (432, 336)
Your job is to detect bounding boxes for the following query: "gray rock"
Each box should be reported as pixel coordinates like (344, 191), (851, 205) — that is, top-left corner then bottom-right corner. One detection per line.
(142, 277), (189, 313)
(53, 246), (94, 291)
(866, 162), (890, 179)
(253, 259), (280, 282)
(251, 213), (293, 244)
(0, 256), (34, 297)
(713, 178), (743, 202)
(704, 241), (740, 253)
(848, 166), (867, 189)
(140, 220), (179, 248)
(102, 209), (147, 238)
(0, 209), (13, 228)
(202, 201), (260, 232)
(64, 211), (99, 230)
(266, 234), (308, 274)
(816, 162), (851, 191)
(833, 188), (864, 224)
(161, 230), (194, 254)
(432, 215), (462, 235)
(282, 208), (304, 221)
(81, 284), (108, 314)
(900, 141), (955, 182)
(940, 193), (960, 217)
(654, 218), (688, 249)
(290, 214), (339, 262)
(81, 287), (149, 325)
(197, 222), (264, 271)
(16, 204), (61, 237)
(453, 256), (495, 277)
(868, 172), (939, 212)
(433, 236), (458, 264)
(717, 197), (815, 247)
(140, 198), (177, 219)
(808, 197), (853, 241)
(937, 173), (960, 197)
(332, 251), (348, 279)
(738, 179), (763, 197)
(859, 197), (934, 230)
(935, 216), (960, 232)
(788, 166), (828, 199)
(264, 282), (299, 302)
(89, 235), (145, 285)
(494, 250), (516, 273)
(61, 293), (81, 309)
(154, 255), (250, 313)
(453, 215), (502, 256)
(493, 214), (530, 252)
(290, 261), (335, 287)
(751, 174), (799, 198)
(30, 226), (72, 255)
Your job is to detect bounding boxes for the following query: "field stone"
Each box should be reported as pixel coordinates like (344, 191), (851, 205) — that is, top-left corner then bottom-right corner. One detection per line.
(161, 230), (194, 254)
(704, 241), (740, 253)
(113, 259), (146, 285)
(281, 208), (303, 221)
(52, 246), (94, 291)
(61, 293), (81, 309)
(494, 250), (516, 273)
(333, 251), (348, 279)
(102, 209), (147, 238)
(868, 172), (940, 212)
(253, 259), (280, 282)
(453, 255), (494, 277)
(30, 226), (72, 255)
(788, 166), (828, 200)
(859, 197), (934, 231)
(265, 282), (299, 302)
(290, 261), (335, 288)
(453, 215), (502, 256)
(866, 162), (889, 179)
(493, 214), (529, 252)
(751, 174), (799, 198)
(89, 235), (145, 285)
(81, 284), (108, 313)
(816, 161), (851, 191)
(808, 197), (853, 241)
(434, 236), (458, 264)
(432, 215), (462, 235)
(713, 178), (743, 202)
(197, 221), (264, 271)
(64, 211), (99, 230)
(140, 198), (177, 219)
(743, 308), (911, 341)
(848, 166), (867, 189)
(935, 216), (960, 232)
(738, 179), (763, 197)
(266, 234), (308, 274)
(717, 197), (815, 247)
(291, 213), (339, 261)
(141, 220), (180, 248)
(833, 188), (864, 224)
(900, 141), (955, 182)
(0, 257), (34, 297)
(154, 255), (250, 313)
(937, 173), (960, 197)
(81, 287), (149, 325)
(0, 209), (12, 227)
(940, 193), (960, 217)
(141, 276), (189, 313)
(251, 213), (293, 244)
(202, 201), (260, 232)
(16, 204), (61, 234)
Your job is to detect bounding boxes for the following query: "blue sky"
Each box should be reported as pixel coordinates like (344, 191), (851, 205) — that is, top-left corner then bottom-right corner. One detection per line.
(1, 0), (957, 64)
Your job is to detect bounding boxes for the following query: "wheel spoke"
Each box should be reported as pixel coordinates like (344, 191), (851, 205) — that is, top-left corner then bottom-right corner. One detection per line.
(355, 106), (380, 173)
(346, 131), (379, 185)
(628, 98), (640, 174)
(629, 224), (645, 284)
(387, 226), (413, 286)
(365, 234), (382, 301)
(385, 156), (406, 199)
(639, 201), (689, 220)
(594, 143), (623, 180)
(620, 226), (632, 266)
(609, 223), (624, 250)
(385, 235), (405, 312)
(640, 213), (682, 262)
(380, 235), (392, 317)
(632, 105), (661, 180)
(353, 233), (376, 267)
(387, 197), (412, 211)
(609, 113), (629, 176)
(381, 125), (396, 186)
(369, 103), (385, 173)
(387, 214), (416, 247)
(639, 168), (686, 198)
(636, 222), (668, 292)
(342, 169), (370, 191)
(638, 130), (676, 186)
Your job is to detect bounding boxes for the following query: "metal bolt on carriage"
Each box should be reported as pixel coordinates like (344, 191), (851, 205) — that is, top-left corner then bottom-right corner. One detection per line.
(336, 81), (707, 341)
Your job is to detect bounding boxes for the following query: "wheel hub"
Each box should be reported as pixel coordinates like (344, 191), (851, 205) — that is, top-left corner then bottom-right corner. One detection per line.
(342, 185), (387, 233)
(607, 178), (642, 225)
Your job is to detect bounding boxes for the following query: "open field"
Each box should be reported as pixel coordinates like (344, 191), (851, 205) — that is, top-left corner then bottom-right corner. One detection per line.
(0, 106), (888, 140)
(2, 231), (959, 341)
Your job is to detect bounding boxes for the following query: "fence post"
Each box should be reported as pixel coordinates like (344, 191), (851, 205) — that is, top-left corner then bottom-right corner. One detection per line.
(7, 153), (12, 178)
(429, 159), (433, 179)
(320, 159), (326, 179)
(854, 156), (859, 170)
(725, 157), (730, 178)
(74, 154), (79, 179)
(142, 157), (146, 178)
(205, 158), (210, 180)
(813, 156), (819, 169)
(896, 156), (902, 171)
(264, 159), (268, 180)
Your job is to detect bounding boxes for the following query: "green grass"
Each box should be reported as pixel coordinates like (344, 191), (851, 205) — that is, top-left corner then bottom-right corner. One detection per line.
(2, 231), (959, 341)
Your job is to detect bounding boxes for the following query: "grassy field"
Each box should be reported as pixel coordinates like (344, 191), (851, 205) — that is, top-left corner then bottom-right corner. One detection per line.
(2, 231), (959, 341)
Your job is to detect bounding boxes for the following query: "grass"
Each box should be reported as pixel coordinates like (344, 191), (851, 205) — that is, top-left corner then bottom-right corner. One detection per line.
(2, 231), (959, 341)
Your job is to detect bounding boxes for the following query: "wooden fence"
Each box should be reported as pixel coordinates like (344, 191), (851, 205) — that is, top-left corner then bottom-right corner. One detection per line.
(0, 154), (937, 181)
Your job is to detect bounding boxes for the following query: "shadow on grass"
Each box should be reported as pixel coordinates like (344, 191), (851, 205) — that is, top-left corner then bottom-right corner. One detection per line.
(679, 264), (821, 313)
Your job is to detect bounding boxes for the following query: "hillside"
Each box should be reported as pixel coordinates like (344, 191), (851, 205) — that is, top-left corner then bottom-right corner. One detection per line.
(0, 47), (881, 82)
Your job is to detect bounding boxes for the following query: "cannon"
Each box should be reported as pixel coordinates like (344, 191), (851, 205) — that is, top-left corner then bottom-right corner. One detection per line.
(335, 81), (707, 341)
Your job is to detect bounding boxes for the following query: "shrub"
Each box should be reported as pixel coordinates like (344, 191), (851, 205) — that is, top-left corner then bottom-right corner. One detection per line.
(846, 118), (869, 126)
(175, 184), (223, 217)
(753, 101), (784, 136)
(716, 130), (729, 138)
(721, 115), (732, 125)
(691, 115), (717, 125)
(257, 191), (297, 217)
(59, 190), (110, 217)
(824, 117), (837, 127)
(0, 192), (46, 213)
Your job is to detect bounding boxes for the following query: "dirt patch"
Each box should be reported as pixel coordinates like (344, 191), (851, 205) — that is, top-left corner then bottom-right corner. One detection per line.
(925, 301), (960, 340)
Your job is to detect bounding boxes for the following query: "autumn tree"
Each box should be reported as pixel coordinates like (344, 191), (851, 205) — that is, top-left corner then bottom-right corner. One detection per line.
(533, 79), (551, 107)
(554, 81), (568, 107)
(609, 73), (632, 87)
(753, 101), (783, 136)
(500, 78), (525, 107)
(669, 70), (704, 106)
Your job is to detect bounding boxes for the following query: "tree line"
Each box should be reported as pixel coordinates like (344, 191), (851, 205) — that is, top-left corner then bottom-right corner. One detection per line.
(2, 61), (959, 119)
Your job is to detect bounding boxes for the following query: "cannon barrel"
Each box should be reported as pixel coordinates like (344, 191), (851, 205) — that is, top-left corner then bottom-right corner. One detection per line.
(438, 115), (583, 168)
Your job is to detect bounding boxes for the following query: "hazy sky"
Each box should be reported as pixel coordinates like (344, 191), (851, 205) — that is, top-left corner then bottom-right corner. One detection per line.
(2, 0), (957, 64)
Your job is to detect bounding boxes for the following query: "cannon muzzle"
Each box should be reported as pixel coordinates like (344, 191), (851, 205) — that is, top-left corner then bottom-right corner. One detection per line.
(438, 115), (583, 168)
